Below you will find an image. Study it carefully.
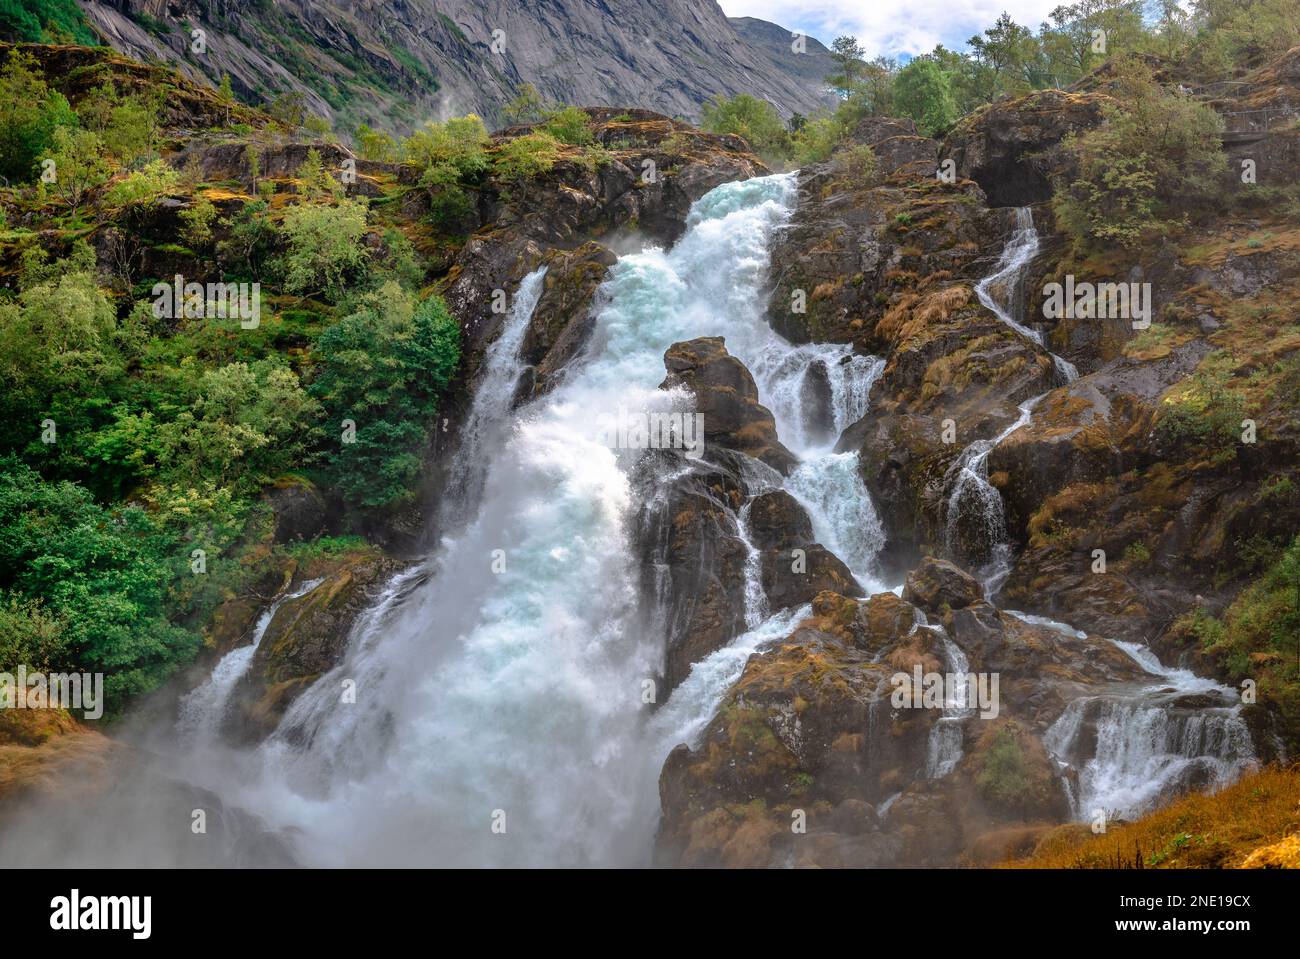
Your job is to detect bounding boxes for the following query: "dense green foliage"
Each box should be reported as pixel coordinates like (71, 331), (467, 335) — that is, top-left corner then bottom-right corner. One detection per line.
(0, 60), (464, 712)
(704, 0), (1271, 173)
(0, 0), (95, 44)
(0, 50), (77, 183)
(311, 283), (461, 507)
(0, 457), (200, 703)
(892, 59), (959, 138)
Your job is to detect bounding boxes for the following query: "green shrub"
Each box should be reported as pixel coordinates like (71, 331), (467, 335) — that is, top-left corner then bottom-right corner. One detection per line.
(790, 116), (846, 167)
(700, 93), (790, 166)
(279, 197), (370, 299)
(493, 131), (560, 185)
(541, 105), (594, 145)
(103, 158), (179, 207)
(0, 457), (200, 704)
(356, 122), (399, 162)
(1053, 59), (1225, 251)
(178, 195), (217, 249)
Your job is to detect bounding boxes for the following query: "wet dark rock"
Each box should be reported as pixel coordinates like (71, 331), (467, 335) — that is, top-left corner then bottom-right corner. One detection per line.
(941, 89), (1111, 206)
(265, 477), (330, 544)
(519, 242), (617, 398)
(903, 557), (984, 612)
(225, 558), (407, 743)
(660, 337), (797, 473)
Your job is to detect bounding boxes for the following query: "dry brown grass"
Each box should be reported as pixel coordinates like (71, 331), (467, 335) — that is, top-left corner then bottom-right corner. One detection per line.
(1001, 764), (1300, 868)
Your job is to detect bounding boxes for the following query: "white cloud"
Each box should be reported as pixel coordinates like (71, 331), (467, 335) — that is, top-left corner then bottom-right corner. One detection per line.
(720, 0), (1070, 59)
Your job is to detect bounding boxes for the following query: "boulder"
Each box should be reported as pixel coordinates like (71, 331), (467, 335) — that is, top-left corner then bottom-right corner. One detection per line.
(902, 557), (984, 612)
(660, 337), (797, 473)
(518, 241), (617, 398)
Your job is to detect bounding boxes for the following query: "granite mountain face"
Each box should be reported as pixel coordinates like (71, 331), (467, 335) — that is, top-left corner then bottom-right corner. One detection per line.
(80, 0), (835, 131)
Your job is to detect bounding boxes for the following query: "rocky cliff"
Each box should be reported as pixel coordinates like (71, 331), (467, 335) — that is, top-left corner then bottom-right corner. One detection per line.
(77, 0), (836, 133)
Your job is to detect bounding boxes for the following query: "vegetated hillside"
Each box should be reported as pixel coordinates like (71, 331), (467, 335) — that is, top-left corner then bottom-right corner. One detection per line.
(71, 0), (834, 134)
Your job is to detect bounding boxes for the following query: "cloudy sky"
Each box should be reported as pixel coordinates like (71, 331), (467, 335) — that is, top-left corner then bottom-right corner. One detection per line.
(719, 0), (1071, 58)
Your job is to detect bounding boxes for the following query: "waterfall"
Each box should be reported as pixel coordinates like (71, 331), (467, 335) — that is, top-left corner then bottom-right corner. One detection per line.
(176, 577), (324, 748)
(943, 397), (1039, 595)
(442, 266), (549, 520)
(974, 207), (1078, 383)
(944, 209), (1079, 596)
(735, 501), (770, 629)
(747, 344), (890, 592)
(920, 619), (972, 778)
(171, 171), (881, 868)
(1019, 615), (1258, 820)
(1045, 693), (1254, 821)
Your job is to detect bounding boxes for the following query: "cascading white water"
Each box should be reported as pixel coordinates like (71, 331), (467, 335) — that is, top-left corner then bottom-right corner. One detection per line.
(749, 345), (890, 591)
(975, 208), (1078, 383)
(921, 620), (972, 778)
(735, 500), (770, 629)
(1009, 612), (1257, 820)
(943, 397), (1040, 595)
(176, 577), (324, 748)
(165, 171), (897, 868)
(945, 209), (1079, 596)
(442, 266), (548, 518)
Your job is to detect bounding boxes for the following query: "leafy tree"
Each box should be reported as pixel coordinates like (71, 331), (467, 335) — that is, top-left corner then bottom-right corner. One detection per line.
(1194, 0), (1300, 74)
(1041, 0), (1145, 84)
(403, 114), (490, 178)
(268, 90), (307, 128)
(279, 197), (370, 299)
(828, 35), (866, 99)
(0, 242), (120, 409)
(893, 58), (959, 136)
(43, 126), (110, 216)
(311, 283), (461, 507)
(147, 360), (319, 488)
(1054, 59), (1225, 250)
(0, 0), (95, 43)
(700, 94), (790, 164)
(0, 49), (77, 183)
(295, 146), (342, 199)
(844, 55), (898, 119)
(178, 194), (217, 249)
(0, 457), (200, 702)
(503, 82), (548, 125)
(968, 12), (1036, 101)
(218, 198), (276, 281)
